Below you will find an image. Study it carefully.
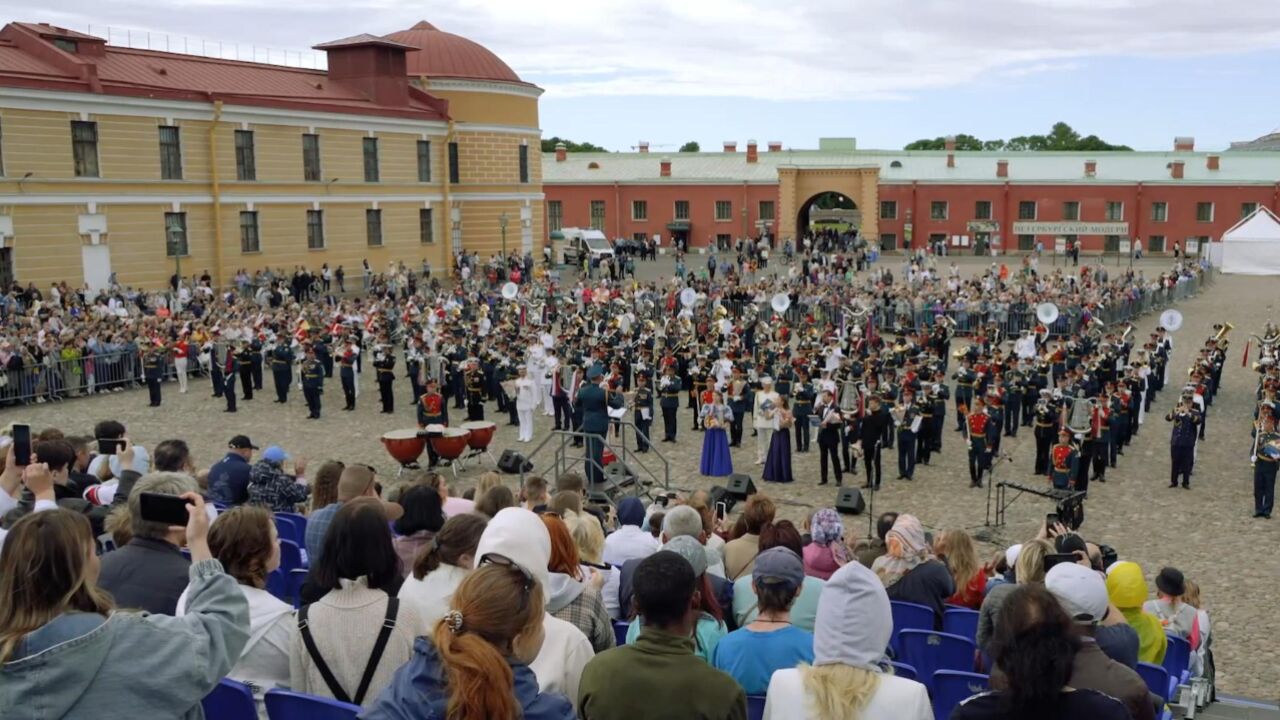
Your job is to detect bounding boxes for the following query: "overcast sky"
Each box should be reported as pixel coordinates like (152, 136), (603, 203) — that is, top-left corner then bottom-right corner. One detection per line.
(11, 0), (1280, 151)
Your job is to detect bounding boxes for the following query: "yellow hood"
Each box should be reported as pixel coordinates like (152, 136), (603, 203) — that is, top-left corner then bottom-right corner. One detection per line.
(1106, 561), (1149, 608)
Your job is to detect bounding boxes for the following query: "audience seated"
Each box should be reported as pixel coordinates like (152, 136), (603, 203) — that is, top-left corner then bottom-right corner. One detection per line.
(934, 529), (987, 610)
(542, 512), (614, 653)
(97, 472), (199, 614)
(398, 513), (486, 628)
(1106, 561), (1168, 665)
(475, 484), (516, 517)
(624, 534), (728, 660)
(246, 446), (309, 513)
(179, 505), (291, 715)
(306, 460), (344, 514)
(1144, 566), (1197, 639)
(723, 494), (776, 581)
(578, 550), (747, 720)
(288, 498), (429, 708)
(206, 435), (257, 506)
(363, 564), (574, 720)
(764, 561), (931, 720)
(617, 505), (734, 629)
(304, 464), (402, 567)
(565, 509), (622, 620)
(0, 500), (249, 720)
(713, 547), (815, 694)
(687, 489), (728, 567)
(853, 512), (897, 568)
(521, 474), (550, 511)
(871, 514), (954, 623)
(391, 485), (445, 575)
(977, 538), (1051, 652)
(1183, 580), (1212, 678)
(603, 496), (659, 568)
(951, 585), (1130, 720)
(801, 508), (850, 581)
(732, 521), (823, 631)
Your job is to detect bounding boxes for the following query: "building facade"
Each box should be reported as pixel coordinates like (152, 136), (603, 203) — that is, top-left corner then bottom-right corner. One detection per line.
(0, 20), (543, 290)
(543, 138), (1280, 255)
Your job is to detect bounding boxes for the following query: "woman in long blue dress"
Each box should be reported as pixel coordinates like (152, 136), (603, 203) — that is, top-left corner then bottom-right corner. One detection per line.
(699, 389), (734, 477)
(762, 396), (794, 483)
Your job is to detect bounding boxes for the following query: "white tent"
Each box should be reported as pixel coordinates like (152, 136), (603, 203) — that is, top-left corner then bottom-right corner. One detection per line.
(1218, 206), (1280, 275)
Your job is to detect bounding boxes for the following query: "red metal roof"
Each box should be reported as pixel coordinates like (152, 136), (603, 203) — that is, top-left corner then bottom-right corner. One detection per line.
(384, 20), (527, 85)
(312, 33), (415, 51)
(0, 22), (448, 122)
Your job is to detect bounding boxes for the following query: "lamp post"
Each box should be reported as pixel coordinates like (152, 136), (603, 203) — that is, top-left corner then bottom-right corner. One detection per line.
(499, 211), (509, 260)
(165, 215), (184, 304)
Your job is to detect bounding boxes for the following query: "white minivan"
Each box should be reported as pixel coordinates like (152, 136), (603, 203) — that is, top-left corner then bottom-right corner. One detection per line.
(561, 228), (615, 265)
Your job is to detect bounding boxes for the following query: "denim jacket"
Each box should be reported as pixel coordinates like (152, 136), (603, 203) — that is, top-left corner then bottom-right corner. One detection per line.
(1, 559), (249, 720)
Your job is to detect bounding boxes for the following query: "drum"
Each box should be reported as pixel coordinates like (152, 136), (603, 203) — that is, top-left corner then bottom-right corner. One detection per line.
(462, 421), (497, 450)
(381, 429), (426, 466)
(430, 427), (472, 461)
(422, 424), (446, 436)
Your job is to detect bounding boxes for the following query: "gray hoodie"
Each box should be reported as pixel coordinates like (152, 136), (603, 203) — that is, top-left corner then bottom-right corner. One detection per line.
(545, 572), (587, 614)
(1, 559), (249, 720)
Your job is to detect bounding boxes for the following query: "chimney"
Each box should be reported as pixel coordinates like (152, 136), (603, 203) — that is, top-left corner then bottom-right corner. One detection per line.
(1084, 159), (1097, 177)
(746, 139), (758, 164)
(1207, 154), (1220, 171)
(945, 135), (956, 168)
(723, 141), (737, 153)
(1174, 136), (1195, 152)
(1169, 160), (1184, 180)
(660, 156), (671, 177)
(313, 34), (412, 107)
(554, 142), (567, 162)
(996, 159), (1008, 178)
(768, 141), (783, 152)
(638, 141), (649, 154)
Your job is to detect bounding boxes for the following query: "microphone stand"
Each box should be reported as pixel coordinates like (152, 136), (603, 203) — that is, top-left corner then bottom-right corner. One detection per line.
(865, 438), (882, 541)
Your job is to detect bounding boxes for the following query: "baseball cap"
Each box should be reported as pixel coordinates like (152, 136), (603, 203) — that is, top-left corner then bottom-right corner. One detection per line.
(753, 546), (805, 590)
(1045, 563), (1109, 625)
(229, 435), (258, 450)
(262, 446), (288, 463)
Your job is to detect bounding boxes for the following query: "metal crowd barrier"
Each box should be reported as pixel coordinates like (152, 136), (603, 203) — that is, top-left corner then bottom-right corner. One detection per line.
(0, 349), (203, 406)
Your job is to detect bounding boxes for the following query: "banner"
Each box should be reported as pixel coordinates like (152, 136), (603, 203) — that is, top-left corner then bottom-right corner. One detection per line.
(1012, 221), (1129, 235)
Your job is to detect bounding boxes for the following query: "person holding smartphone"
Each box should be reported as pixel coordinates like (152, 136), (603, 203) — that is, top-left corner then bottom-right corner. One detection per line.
(97, 473), (202, 615)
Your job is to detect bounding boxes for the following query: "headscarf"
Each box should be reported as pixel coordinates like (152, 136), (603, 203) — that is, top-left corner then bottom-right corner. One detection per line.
(813, 561), (891, 670)
(617, 497), (645, 528)
(1106, 561), (1168, 665)
(870, 514), (932, 588)
(809, 508), (850, 565)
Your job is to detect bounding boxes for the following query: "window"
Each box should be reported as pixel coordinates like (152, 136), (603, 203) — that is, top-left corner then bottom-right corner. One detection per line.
(1017, 234), (1035, 250)
(519, 144), (529, 184)
(158, 125), (182, 180)
(880, 233), (897, 250)
(974, 200), (993, 220)
(1148, 235), (1166, 252)
(53, 38), (77, 53)
(71, 120), (99, 178)
(632, 233), (647, 243)
(306, 209), (325, 249)
(632, 200), (648, 221)
(448, 142), (459, 183)
(164, 212), (188, 256)
(716, 233), (731, 247)
(1062, 201), (1080, 221)
(1105, 201), (1124, 221)
(416, 140), (431, 182)
(366, 209), (383, 246)
(1150, 202), (1168, 222)
(547, 200), (563, 232)
(239, 211), (260, 253)
(715, 201), (732, 221)
(302, 134), (321, 182)
(1242, 202), (1259, 219)
(362, 137), (379, 182)
(234, 130), (256, 181)
(589, 201), (606, 231)
(417, 208), (434, 244)
(759, 201), (775, 221)
(929, 201), (948, 220)
(928, 233), (947, 247)
(1195, 202), (1214, 223)
(675, 200), (690, 220)
(1017, 201), (1037, 220)
(880, 200), (897, 220)
(1104, 235), (1121, 252)
(0, 118), (4, 176)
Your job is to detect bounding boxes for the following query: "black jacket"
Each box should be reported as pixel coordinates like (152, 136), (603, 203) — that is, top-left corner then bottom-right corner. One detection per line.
(97, 537), (191, 615)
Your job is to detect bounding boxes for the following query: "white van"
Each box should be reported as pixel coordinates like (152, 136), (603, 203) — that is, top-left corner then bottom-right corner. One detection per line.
(561, 228), (615, 265)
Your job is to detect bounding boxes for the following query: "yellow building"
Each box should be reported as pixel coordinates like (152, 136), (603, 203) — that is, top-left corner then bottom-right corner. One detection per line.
(0, 20), (543, 290)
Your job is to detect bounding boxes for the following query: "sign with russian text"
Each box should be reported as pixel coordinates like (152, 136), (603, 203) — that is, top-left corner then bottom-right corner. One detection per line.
(967, 220), (999, 233)
(1012, 221), (1129, 235)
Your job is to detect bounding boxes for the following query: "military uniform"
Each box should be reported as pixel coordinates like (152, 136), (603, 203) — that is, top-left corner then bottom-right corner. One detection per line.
(375, 350), (396, 414)
(339, 346), (358, 410)
(658, 371), (682, 442)
(1033, 397), (1058, 475)
(237, 345), (256, 400)
(953, 365), (976, 431)
(418, 383), (449, 467)
(1166, 405), (1200, 488)
(143, 347), (164, 407)
(223, 348), (240, 412)
(270, 344), (294, 403)
(466, 366), (486, 421)
(1049, 432), (1079, 490)
(895, 400), (919, 480)
(966, 407), (991, 487)
(1253, 427), (1279, 518)
(301, 355), (324, 419)
(792, 377), (815, 452)
(633, 376), (654, 451)
(1004, 368), (1023, 437)
(249, 338), (264, 390)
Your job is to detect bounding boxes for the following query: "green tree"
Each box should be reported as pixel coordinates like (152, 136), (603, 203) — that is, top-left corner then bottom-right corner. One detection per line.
(540, 136), (608, 153)
(904, 123), (1131, 152)
(679, 141), (701, 152)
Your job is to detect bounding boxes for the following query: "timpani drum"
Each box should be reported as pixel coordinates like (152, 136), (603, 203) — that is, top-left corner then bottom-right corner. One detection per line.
(430, 427), (472, 462)
(381, 429), (426, 468)
(461, 421), (497, 451)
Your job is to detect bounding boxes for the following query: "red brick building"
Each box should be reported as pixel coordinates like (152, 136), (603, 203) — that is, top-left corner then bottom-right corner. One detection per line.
(542, 137), (1280, 254)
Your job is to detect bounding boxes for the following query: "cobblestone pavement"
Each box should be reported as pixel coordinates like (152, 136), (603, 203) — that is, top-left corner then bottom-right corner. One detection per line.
(10, 256), (1277, 699)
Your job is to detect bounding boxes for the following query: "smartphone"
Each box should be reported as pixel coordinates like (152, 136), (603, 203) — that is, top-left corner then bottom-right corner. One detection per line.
(1045, 513), (1059, 529)
(12, 424), (31, 466)
(716, 501), (728, 520)
(97, 438), (124, 456)
(655, 495), (670, 508)
(138, 492), (193, 526)
(1043, 553), (1077, 572)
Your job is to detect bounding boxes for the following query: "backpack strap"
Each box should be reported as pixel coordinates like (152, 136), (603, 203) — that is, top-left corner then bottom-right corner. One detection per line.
(297, 604), (352, 704)
(353, 597), (399, 706)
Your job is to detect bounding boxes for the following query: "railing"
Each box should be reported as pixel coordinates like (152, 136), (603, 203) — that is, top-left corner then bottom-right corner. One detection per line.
(520, 421), (670, 500)
(0, 349), (202, 406)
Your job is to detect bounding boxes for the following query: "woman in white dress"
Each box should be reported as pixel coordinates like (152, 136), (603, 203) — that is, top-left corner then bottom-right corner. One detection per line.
(515, 365), (538, 442)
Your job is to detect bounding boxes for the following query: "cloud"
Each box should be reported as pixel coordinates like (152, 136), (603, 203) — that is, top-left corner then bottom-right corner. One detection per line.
(11, 0), (1280, 101)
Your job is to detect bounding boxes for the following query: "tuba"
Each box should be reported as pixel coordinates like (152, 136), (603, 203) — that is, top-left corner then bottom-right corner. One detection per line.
(1214, 321), (1234, 343)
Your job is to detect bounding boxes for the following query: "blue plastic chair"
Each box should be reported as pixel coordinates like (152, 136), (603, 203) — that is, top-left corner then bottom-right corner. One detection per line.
(274, 515), (300, 546)
(278, 539), (303, 574)
(613, 620), (629, 647)
(932, 670), (990, 720)
(898, 630), (977, 694)
(942, 607), (979, 642)
(264, 689), (361, 720)
(266, 569), (288, 602)
(889, 661), (918, 680)
(203, 678), (256, 720)
(1163, 633), (1191, 686)
(277, 512), (308, 546)
(1137, 661), (1173, 704)
(288, 568), (309, 609)
(746, 694), (766, 720)
(890, 601), (936, 656)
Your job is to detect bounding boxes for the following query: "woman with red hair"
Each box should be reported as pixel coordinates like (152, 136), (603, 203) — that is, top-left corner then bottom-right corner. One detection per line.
(541, 513), (614, 653)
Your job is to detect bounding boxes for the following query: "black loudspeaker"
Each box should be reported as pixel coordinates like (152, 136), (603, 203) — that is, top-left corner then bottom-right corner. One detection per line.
(726, 473), (756, 500)
(709, 485), (738, 517)
(497, 449), (532, 474)
(835, 486), (866, 515)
